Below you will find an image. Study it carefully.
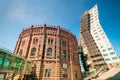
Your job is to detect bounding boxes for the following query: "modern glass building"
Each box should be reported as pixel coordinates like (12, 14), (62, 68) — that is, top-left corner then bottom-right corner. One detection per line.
(0, 46), (32, 80)
(80, 5), (120, 71)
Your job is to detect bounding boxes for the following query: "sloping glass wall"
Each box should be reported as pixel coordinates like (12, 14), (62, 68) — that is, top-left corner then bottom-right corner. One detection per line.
(0, 47), (32, 75)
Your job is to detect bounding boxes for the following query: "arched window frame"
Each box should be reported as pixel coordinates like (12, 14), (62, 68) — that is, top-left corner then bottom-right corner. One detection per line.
(45, 69), (51, 77)
(62, 51), (66, 59)
(30, 48), (36, 56)
(63, 70), (68, 78)
(33, 38), (38, 44)
(47, 48), (52, 56)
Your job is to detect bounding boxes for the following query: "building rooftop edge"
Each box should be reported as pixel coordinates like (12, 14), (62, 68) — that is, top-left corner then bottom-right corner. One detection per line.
(80, 4), (98, 18)
(21, 24), (77, 38)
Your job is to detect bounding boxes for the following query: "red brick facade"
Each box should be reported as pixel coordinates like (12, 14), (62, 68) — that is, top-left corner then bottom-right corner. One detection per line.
(14, 24), (82, 80)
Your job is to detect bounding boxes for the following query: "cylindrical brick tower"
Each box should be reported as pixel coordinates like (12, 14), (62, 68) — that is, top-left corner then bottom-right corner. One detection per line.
(14, 24), (82, 80)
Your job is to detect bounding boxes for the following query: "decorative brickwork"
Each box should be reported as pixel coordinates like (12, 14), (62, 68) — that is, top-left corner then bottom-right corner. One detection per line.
(14, 24), (82, 80)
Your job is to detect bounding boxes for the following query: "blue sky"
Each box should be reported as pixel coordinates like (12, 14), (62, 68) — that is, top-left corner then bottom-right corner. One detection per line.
(0, 0), (120, 55)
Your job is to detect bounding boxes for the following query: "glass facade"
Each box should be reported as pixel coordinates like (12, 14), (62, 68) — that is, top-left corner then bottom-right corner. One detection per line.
(0, 47), (32, 74)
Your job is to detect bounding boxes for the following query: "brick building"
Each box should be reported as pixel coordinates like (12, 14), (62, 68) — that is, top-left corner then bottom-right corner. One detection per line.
(14, 24), (82, 80)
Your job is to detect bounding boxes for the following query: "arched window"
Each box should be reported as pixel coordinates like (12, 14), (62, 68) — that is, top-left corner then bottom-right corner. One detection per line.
(62, 51), (66, 59)
(48, 39), (51, 44)
(19, 49), (23, 56)
(30, 48), (36, 56)
(47, 48), (52, 56)
(45, 69), (51, 77)
(48, 39), (53, 44)
(63, 70), (67, 78)
(38, 48), (40, 56)
(33, 38), (38, 44)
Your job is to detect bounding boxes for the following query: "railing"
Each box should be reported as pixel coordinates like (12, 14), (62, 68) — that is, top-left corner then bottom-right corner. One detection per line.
(91, 66), (108, 79)
(0, 45), (13, 54)
(83, 66), (109, 80)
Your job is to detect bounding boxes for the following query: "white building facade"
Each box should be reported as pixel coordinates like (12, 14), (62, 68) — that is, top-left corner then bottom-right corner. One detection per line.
(80, 5), (120, 71)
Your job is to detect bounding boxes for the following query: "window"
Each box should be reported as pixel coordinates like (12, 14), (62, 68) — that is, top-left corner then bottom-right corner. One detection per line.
(0, 58), (2, 67)
(48, 39), (50, 44)
(19, 49), (23, 56)
(110, 52), (115, 55)
(102, 49), (106, 52)
(30, 48), (36, 56)
(62, 51), (66, 59)
(105, 58), (110, 61)
(95, 35), (98, 38)
(47, 48), (52, 56)
(100, 46), (103, 48)
(38, 48), (40, 56)
(45, 69), (51, 77)
(63, 70), (67, 78)
(103, 54), (108, 57)
(108, 48), (113, 50)
(112, 57), (118, 60)
(51, 39), (53, 44)
(3, 59), (9, 68)
(48, 39), (53, 44)
(33, 38), (38, 44)
(44, 37), (46, 44)
(36, 39), (38, 44)
(93, 30), (96, 32)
